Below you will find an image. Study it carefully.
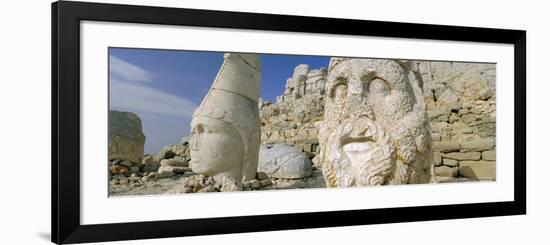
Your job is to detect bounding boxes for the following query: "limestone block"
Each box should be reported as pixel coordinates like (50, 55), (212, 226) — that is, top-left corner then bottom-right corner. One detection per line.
(433, 141), (461, 152)
(461, 113), (476, 124)
(482, 150), (496, 161)
(158, 166), (189, 177)
(459, 160), (496, 180)
(461, 138), (496, 151)
(437, 88), (459, 105)
(442, 158), (459, 167)
(443, 152), (481, 160)
(435, 165), (458, 177)
(160, 157), (188, 167)
(428, 108), (450, 120)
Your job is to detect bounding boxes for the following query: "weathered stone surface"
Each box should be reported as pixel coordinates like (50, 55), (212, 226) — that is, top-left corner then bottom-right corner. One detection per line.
(419, 61), (495, 160)
(433, 141), (461, 153)
(140, 155), (159, 173)
(437, 88), (459, 105)
(142, 155), (154, 164)
(141, 172), (157, 182)
(154, 144), (176, 162)
(108, 111), (145, 164)
(459, 160), (496, 180)
(260, 178), (273, 186)
(111, 174), (127, 180)
(189, 53), (261, 187)
(435, 166), (458, 177)
(157, 166), (175, 178)
(442, 158), (459, 167)
(449, 114), (460, 124)
(482, 150), (496, 161)
(118, 178), (129, 185)
(428, 109), (450, 120)
(261, 63), (326, 150)
(129, 166), (140, 174)
(258, 144), (312, 179)
(256, 172), (269, 180)
(461, 138), (496, 152)
(461, 113), (475, 124)
(434, 152), (442, 166)
(318, 58), (433, 187)
(158, 164), (188, 175)
(160, 157), (187, 167)
(119, 160), (133, 167)
(443, 152), (481, 160)
(109, 165), (128, 175)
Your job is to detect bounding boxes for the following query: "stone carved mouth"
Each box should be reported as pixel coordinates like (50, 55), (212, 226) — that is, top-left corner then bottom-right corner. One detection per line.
(342, 137), (376, 169)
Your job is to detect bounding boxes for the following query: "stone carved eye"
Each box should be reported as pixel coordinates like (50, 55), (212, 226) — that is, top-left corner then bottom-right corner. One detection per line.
(369, 78), (389, 95)
(360, 69), (378, 94)
(330, 78), (348, 100)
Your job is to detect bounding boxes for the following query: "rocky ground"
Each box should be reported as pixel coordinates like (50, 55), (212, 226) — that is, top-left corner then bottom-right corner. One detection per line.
(109, 168), (327, 196)
(109, 167), (486, 197)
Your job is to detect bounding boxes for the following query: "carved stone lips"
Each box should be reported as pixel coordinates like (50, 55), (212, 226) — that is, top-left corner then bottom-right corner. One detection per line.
(343, 140), (374, 154)
(342, 140), (375, 169)
(340, 119), (378, 166)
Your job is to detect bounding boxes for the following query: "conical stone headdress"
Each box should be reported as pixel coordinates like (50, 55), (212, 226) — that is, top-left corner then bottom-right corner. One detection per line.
(192, 53), (261, 181)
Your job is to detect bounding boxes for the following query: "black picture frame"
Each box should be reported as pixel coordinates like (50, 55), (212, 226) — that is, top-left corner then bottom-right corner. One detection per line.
(52, 1), (526, 244)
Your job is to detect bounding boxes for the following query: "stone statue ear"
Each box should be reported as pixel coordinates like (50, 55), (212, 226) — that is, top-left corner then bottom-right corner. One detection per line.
(406, 64), (427, 111)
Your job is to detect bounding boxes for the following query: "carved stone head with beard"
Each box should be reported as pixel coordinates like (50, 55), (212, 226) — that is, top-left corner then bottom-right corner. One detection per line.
(318, 58), (434, 187)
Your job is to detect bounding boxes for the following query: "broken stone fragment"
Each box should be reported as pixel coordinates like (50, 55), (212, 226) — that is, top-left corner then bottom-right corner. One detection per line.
(258, 144), (312, 179)
(108, 111), (145, 164)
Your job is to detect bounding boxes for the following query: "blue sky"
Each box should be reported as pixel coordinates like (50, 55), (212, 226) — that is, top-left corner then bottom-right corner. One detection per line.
(109, 48), (330, 154)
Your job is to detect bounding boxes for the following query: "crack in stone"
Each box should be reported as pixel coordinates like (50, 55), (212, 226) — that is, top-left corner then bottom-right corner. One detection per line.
(211, 87), (258, 103)
(237, 54), (260, 72)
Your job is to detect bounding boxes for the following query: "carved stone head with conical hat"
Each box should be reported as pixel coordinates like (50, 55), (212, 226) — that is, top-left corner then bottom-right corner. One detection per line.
(189, 53), (261, 188)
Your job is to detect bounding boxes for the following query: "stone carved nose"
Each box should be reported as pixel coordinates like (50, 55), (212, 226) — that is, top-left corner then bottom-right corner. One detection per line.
(190, 135), (199, 150)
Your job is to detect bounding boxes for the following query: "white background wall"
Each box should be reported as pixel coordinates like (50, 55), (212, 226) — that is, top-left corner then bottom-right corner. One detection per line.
(0, 0), (547, 244)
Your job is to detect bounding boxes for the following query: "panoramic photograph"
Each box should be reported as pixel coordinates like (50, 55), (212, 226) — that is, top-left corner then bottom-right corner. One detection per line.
(107, 48), (497, 196)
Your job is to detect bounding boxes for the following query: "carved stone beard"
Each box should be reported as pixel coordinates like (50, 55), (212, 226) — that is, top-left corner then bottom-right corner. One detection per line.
(326, 115), (397, 186)
(335, 97), (347, 123)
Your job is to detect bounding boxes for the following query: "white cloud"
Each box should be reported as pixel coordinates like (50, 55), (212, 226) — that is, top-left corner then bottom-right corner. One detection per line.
(110, 78), (197, 118)
(110, 55), (154, 83)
